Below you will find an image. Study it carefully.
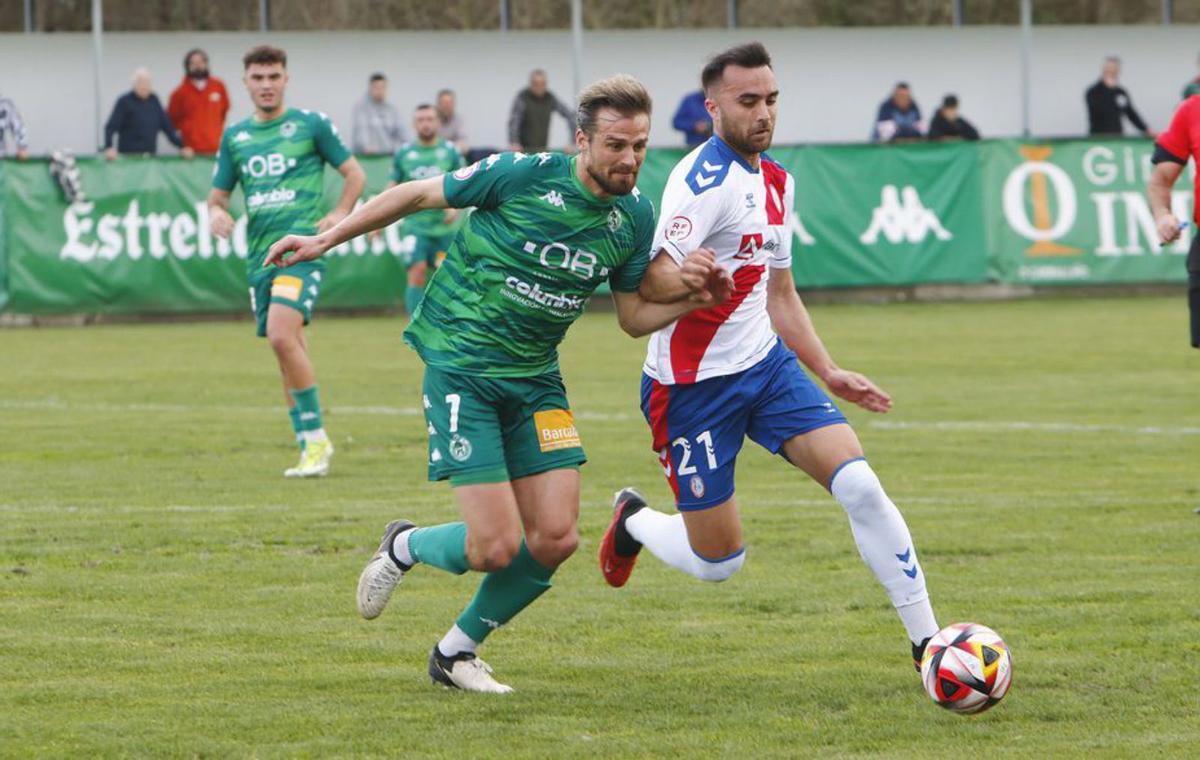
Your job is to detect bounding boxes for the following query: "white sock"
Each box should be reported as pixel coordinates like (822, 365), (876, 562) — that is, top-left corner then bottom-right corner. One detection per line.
(301, 428), (328, 444)
(391, 527), (417, 566)
(830, 458), (939, 644)
(625, 509), (745, 583)
(437, 624), (478, 658)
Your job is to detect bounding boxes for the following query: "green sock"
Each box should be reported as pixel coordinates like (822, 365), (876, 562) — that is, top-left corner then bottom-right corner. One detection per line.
(455, 541), (554, 644)
(407, 522), (469, 575)
(287, 405), (305, 450)
(405, 284), (424, 315)
(291, 385), (323, 433)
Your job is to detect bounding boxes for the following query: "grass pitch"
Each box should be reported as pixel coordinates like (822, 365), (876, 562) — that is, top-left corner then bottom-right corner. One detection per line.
(2, 296), (1198, 757)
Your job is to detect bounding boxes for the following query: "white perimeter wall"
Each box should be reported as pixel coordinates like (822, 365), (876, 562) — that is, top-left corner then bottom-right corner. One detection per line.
(2, 26), (1198, 156)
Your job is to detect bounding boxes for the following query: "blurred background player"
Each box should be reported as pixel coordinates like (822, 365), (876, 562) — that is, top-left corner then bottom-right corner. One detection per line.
(1147, 95), (1200, 348)
(207, 45), (365, 477)
(264, 75), (727, 692)
(599, 42), (942, 673)
(384, 104), (465, 315)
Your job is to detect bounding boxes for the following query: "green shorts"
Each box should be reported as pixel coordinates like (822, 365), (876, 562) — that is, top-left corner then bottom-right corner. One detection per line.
(248, 262), (324, 337)
(406, 232), (455, 270)
(422, 365), (587, 486)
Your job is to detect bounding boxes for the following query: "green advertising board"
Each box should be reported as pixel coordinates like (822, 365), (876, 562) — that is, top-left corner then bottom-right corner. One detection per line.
(0, 138), (1188, 315)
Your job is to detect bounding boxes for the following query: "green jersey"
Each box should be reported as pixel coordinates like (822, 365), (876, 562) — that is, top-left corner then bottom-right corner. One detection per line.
(390, 139), (464, 237)
(404, 151), (655, 378)
(212, 107), (352, 273)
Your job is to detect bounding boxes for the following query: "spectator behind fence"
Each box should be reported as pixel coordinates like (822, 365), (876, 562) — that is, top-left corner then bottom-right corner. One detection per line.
(167, 48), (230, 154)
(0, 93), (30, 159)
(1086, 56), (1153, 137)
(104, 68), (192, 160)
(928, 95), (980, 141)
(436, 88), (468, 155)
(1182, 53), (1200, 100)
(672, 89), (712, 147)
(352, 73), (405, 155)
(507, 69), (576, 152)
(872, 82), (923, 142)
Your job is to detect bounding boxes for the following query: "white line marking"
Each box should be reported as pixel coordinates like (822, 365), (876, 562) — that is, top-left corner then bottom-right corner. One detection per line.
(2, 398), (1196, 436)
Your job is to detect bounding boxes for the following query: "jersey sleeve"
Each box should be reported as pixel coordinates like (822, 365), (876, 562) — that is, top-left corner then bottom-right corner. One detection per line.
(610, 196), (655, 293)
(769, 175), (796, 269)
(1155, 98), (1196, 164)
(650, 169), (728, 264)
(312, 112), (353, 167)
(211, 130), (237, 191)
(443, 151), (538, 210)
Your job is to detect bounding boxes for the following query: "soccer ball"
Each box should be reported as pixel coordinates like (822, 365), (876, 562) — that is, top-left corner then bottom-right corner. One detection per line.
(919, 622), (1012, 714)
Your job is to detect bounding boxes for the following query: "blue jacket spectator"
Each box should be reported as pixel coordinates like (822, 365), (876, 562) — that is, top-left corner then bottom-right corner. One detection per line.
(104, 68), (186, 157)
(872, 83), (923, 142)
(672, 90), (713, 147)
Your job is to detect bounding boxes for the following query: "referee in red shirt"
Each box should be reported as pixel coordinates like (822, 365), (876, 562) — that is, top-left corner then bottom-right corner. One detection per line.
(1149, 95), (1200, 348)
(167, 49), (229, 155)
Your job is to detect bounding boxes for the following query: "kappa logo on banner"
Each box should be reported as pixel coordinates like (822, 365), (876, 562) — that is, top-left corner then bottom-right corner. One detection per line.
(271, 275), (303, 302)
(859, 185), (952, 245)
(534, 409), (581, 452)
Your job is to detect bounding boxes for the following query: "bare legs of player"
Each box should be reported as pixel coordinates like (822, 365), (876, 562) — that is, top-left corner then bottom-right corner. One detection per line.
(266, 304), (314, 405)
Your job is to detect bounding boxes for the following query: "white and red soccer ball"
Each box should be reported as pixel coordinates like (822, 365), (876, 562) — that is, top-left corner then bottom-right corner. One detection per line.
(919, 622), (1013, 714)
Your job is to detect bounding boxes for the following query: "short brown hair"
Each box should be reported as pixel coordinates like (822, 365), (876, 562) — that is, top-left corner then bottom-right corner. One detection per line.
(575, 74), (652, 136)
(243, 45), (287, 70)
(701, 42), (772, 92)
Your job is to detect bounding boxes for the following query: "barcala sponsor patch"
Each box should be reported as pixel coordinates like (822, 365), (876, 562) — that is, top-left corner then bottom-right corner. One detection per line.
(534, 409), (581, 452)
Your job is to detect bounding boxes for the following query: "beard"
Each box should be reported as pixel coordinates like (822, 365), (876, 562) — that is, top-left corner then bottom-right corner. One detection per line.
(586, 161), (637, 196)
(188, 68), (209, 80)
(724, 122), (774, 156)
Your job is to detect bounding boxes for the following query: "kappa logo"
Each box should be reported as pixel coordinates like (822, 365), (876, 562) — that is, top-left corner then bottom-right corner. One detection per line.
(541, 190), (566, 209)
(859, 185), (953, 245)
(480, 617), (502, 630)
(735, 232), (763, 259)
(233, 130), (252, 143)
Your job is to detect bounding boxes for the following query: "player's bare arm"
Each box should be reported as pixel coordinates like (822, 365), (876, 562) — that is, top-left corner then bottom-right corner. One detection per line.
(612, 285), (726, 338)
(316, 156), (367, 233)
(1148, 160), (1185, 244)
(266, 175), (448, 267)
(639, 248), (733, 304)
(207, 188), (234, 239)
(766, 266), (891, 413)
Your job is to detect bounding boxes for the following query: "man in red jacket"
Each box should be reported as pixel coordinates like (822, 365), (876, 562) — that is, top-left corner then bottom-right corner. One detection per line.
(168, 49), (230, 155)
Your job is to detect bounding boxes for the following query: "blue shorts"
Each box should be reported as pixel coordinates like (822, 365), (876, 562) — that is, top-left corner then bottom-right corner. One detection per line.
(640, 339), (848, 511)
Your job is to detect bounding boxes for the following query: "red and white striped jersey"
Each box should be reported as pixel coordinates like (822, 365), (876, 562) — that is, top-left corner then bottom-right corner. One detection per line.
(643, 136), (795, 385)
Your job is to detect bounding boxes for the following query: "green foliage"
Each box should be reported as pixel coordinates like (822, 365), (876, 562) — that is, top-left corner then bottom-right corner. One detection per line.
(1, 297), (1198, 756)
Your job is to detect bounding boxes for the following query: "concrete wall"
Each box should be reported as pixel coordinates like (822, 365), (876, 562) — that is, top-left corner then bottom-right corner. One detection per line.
(2, 26), (1197, 156)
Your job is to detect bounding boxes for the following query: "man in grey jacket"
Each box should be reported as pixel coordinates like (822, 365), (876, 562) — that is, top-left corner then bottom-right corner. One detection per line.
(507, 70), (576, 153)
(352, 73), (406, 155)
(0, 94), (30, 159)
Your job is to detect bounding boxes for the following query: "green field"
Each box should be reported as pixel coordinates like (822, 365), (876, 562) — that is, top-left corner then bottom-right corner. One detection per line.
(2, 296), (1198, 757)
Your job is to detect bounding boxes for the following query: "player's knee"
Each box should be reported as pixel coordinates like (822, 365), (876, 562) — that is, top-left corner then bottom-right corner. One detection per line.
(829, 458), (884, 508)
(527, 524), (578, 568)
(692, 547), (745, 582)
(471, 534), (522, 572)
(266, 327), (300, 356)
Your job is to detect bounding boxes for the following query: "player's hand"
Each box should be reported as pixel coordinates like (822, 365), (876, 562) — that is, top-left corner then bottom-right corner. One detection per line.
(265, 234), (328, 268)
(209, 206), (234, 240)
(1156, 213), (1183, 245)
(104, 147), (118, 161)
(180, 146), (195, 160)
(703, 265), (734, 305)
(823, 368), (892, 414)
(680, 248), (718, 293)
(316, 209), (348, 234)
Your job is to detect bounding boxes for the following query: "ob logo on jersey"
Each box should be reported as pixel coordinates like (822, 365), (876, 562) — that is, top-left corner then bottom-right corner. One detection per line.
(735, 232), (763, 260)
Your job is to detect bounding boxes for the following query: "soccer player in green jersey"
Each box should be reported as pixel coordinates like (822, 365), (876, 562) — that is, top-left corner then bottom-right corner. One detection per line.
(266, 75), (730, 692)
(207, 45), (365, 478)
(385, 104), (465, 315)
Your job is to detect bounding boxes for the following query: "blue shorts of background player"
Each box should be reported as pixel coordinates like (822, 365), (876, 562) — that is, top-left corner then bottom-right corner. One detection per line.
(640, 338), (848, 510)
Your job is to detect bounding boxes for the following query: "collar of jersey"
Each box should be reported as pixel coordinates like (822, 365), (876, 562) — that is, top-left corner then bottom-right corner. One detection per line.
(567, 156), (617, 208)
(708, 135), (759, 174)
(250, 107), (294, 128)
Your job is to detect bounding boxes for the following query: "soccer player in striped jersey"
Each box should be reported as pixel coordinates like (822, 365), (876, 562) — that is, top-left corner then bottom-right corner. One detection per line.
(208, 45), (365, 478)
(265, 75), (728, 692)
(598, 43), (942, 672)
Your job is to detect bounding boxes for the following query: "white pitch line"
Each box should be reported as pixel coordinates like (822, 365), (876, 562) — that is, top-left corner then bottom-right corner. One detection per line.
(2, 398), (1196, 435)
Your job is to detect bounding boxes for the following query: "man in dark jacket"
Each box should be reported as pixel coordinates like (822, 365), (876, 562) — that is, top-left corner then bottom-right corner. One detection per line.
(872, 82), (923, 142)
(1086, 56), (1154, 137)
(507, 70), (576, 153)
(928, 95), (980, 141)
(104, 68), (192, 159)
(672, 89), (712, 147)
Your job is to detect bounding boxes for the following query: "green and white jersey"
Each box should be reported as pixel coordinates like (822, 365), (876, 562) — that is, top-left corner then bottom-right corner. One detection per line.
(212, 107), (352, 273)
(403, 151), (655, 378)
(390, 139), (464, 237)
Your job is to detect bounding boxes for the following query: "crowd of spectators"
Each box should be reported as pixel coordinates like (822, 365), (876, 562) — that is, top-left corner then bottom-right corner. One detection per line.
(4, 50), (1200, 160)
